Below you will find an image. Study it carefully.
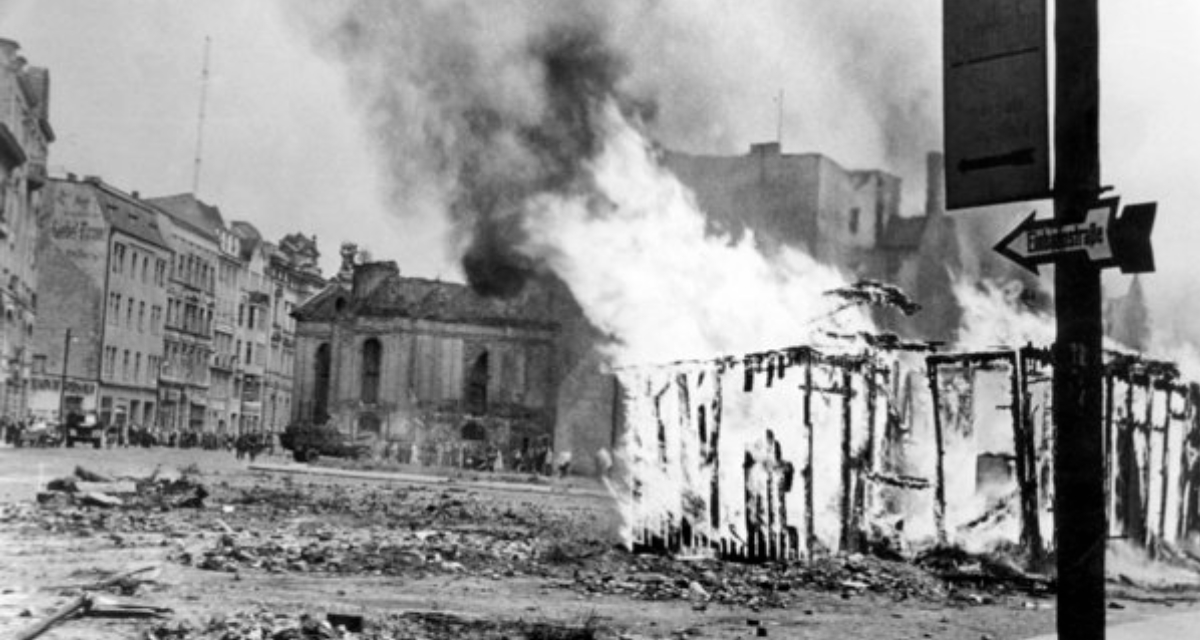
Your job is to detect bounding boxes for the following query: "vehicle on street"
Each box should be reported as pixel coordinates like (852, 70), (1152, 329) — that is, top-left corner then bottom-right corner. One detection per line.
(280, 421), (371, 462)
(64, 412), (104, 448)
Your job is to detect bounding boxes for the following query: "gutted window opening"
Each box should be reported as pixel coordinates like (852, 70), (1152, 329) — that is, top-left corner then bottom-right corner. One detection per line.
(313, 342), (331, 422)
(361, 338), (381, 403)
(467, 352), (489, 415)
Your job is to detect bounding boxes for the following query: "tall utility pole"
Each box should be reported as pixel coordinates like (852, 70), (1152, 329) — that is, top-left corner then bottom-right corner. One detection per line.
(1053, 0), (1105, 638)
(775, 89), (784, 146)
(192, 36), (212, 195)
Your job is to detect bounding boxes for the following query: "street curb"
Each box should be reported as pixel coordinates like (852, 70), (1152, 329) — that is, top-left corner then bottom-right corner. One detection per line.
(247, 462), (613, 500)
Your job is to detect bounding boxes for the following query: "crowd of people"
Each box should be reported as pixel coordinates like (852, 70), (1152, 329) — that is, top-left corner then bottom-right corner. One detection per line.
(0, 414), (277, 458)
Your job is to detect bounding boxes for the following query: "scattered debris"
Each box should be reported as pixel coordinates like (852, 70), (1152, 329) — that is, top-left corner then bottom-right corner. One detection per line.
(33, 466), (209, 513)
(825, 280), (922, 316)
(13, 594), (91, 640)
(914, 546), (1053, 596)
(44, 565), (161, 595)
(145, 608), (613, 640)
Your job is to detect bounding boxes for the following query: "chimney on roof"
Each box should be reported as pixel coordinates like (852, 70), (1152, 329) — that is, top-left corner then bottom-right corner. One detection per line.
(352, 261), (399, 301)
(83, 175), (101, 185)
(131, 190), (140, 199)
(750, 142), (781, 157)
(925, 152), (945, 218)
(66, 172), (77, 182)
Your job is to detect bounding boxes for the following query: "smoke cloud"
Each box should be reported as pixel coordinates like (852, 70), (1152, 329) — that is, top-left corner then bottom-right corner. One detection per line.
(290, 0), (942, 295)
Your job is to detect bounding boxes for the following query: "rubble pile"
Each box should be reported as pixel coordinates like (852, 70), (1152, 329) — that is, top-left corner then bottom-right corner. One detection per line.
(34, 465), (208, 512)
(914, 546), (1054, 597)
(4, 465), (1060, 620)
(148, 609), (615, 640)
(185, 526), (550, 577)
(569, 551), (950, 609)
(226, 483), (582, 533)
(176, 483), (610, 580)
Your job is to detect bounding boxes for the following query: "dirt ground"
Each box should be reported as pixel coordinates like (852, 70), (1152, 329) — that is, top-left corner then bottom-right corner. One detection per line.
(0, 447), (1196, 639)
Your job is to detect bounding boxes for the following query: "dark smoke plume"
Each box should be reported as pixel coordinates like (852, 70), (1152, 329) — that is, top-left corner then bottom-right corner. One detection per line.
(295, 1), (945, 292)
(454, 24), (630, 297)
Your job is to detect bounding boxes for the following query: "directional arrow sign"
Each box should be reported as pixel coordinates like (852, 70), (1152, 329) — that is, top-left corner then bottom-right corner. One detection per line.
(993, 197), (1156, 274)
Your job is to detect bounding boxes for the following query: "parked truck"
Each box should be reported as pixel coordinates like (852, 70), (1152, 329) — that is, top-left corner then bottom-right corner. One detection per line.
(64, 412), (103, 448)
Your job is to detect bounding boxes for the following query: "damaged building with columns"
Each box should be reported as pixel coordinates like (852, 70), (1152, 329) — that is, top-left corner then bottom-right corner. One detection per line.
(290, 246), (617, 469)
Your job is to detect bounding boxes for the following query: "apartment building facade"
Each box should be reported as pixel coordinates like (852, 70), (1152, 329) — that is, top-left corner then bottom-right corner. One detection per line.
(150, 201), (218, 435)
(0, 38), (52, 420)
(32, 177), (170, 428)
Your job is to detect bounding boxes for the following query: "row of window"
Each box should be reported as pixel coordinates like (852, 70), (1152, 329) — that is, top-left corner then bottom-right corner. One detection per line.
(238, 302), (269, 331)
(174, 251), (215, 292)
(310, 340), (495, 416)
(111, 242), (168, 286)
(102, 345), (160, 385)
(167, 298), (214, 336)
(164, 340), (211, 383)
(107, 293), (163, 334)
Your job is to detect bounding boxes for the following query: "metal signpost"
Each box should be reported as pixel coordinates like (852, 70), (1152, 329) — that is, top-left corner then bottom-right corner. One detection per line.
(945, 1), (1157, 638)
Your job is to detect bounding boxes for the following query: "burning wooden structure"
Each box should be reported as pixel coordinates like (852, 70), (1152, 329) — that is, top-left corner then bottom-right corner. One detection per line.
(618, 340), (1200, 562)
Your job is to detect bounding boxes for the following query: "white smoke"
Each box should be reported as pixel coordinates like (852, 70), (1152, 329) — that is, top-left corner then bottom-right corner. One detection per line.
(952, 277), (1055, 351)
(518, 103), (870, 366)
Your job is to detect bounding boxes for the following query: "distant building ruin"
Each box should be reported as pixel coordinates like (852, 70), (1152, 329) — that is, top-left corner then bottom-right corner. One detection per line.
(665, 145), (1044, 341)
(290, 252), (618, 471)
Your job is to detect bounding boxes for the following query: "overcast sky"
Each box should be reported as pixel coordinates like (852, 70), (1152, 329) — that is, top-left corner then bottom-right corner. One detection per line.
(2, 0), (446, 278)
(4, 0), (1200, 345)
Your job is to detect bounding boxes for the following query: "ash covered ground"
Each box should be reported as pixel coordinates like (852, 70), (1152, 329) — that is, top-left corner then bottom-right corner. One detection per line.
(0, 448), (1195, 640)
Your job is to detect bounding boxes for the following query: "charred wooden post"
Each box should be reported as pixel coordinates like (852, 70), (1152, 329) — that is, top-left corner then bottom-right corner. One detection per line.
(804, 357), (817, 557)
(862, 366), (879, 523)
(1117, 379), (1145, 543)
(1182, 386), (1200, 538)
(927, 359), (948, 545)
(764, 431), (780, 561)
(839, 369), (856, 553)
(743, 449), (759, 561)
(1158, 387), (1174, 542)
(1142, 383), (1155, 547)
(1013, 349), (1044, 562)
(709, 365), (724, 537)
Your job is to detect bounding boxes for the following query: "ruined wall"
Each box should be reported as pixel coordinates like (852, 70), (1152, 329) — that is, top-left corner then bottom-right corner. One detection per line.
(663, 146), (822, 254)
(620, 342), (1200, 563)
(294, 310), (559, 467)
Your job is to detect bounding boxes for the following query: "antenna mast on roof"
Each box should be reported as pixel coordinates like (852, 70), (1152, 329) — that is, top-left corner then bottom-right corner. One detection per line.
(191, 36), (212, 195)
(775, 89), (784, 147)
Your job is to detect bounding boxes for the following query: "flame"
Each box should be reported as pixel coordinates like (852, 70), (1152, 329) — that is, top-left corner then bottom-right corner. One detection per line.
(510, 103), (878, 551)
(518, 103), (873, 367)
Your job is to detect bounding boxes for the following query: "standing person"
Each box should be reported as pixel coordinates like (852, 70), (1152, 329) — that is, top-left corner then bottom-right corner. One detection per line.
(595, 446), (614, 493)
